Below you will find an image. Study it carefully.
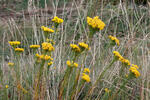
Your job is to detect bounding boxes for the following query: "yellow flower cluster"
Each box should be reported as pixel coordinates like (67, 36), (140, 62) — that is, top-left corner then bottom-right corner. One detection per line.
(81, 73), (90, 83)
(78, 42), (90, 50)
(41, 26), (54, 33)
(70, 44), (81, 53)
(113, 51), (130, 65)
(52, 16), (64, 24)
(9, 41), (20, 46)
(83, 68), (90, 74)
(66, 60), (78, 68)
(8, 62), (14, 66)
(15, 48), (24, 52)
(30, 45), (40, 49)
(42, 42), (55, 52)
(48, 61), (53, 66)
(108, 35), (120, 46)
(87, 16), (105, 30)
(36, 54), (53, 61)
(129, 64), (140, 78)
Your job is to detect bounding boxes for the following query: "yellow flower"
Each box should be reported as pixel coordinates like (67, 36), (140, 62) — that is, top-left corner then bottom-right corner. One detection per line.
(83, 68), (90, 73)
(105, 88), (110, 93)
(70, 44), (81, 53)
(36, 54), (53, 61)
(30, 45), (40, 49)
(113, 51), (123, 60)
(42, 42), (55, 52)
(108, 35), (120, 46)
(119, 58), (130, 66)
(41, 26), (54, 33)
(52, 16), (64, 24)
(5, 85), (9, 89)
(82, 73), (90, 82)
(73, 63), (78, 68)
(129, 65), (140, 78)
(132, 64), (139, 69)
(8, 41), (21, 46)
(78, 42), (90, 50)
(66, 60), (78, 68)
(44, 55), (52, 60)
(48, 61), (53, 66)
(87, 16), (105, 30)
(8, 62), (14, 66)
(15, 48), (24, 52)
(66, 60), (71, 66)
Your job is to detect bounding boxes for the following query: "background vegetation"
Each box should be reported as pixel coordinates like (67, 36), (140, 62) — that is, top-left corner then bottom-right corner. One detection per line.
(0, 0), (150, 100)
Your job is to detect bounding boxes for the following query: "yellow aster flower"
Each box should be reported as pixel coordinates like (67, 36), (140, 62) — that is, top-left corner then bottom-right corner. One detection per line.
(66, 60), (71, 66)
(15, 48), (24, 52)
(44, 55), (52, 61)
(87, 16), (105, 30)
(129, 65), (140, 78)
(8, 62), (14, 66)
(8, 41), (21, 46)
(82, 73), (90, 83)
(5, 85), (9, 89)
(108, 35), (120, 46)
(73, 63), (78, 68)
(119, 57), (130, 66)
(83, 68), (90, 74)
(70, 44), (81, 53)
(66, 60), (78, 68)
(42, 42), (55, 52)
(52, 16), (64, 24)
(41, 26), (54, 33)
(113, 51), (123, 60)
(78, 42), (90, 50)
(30, 45), (40, 49)
(48, 61), (53, 66)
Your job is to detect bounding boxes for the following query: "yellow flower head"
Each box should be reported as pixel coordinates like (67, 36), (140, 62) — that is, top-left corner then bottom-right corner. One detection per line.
(5, 85), (9, 89)
(8, 62), (14, 66)
(78, 42), (90, 50)
(36, 54), (53, 61)
(48, 61), (53, 66)
(41, 26), (54, 33)
(8, 41), (21, 46)
(132, 64), (139, 69)
(119, 58), (130, 66)
(129, 65), (140, 78)
(44, 55), (53, 61)
(42, 42), (55, 52)
(87, 16), (105, 30)
(52, 16), (64, 24)
(66, 60), (78, 68)
(30, 45), (40, 49)
(83, 68), (90, 74)
(66, 60), (71, 66)
(108, 35), (120, 46)
(82, 73), (90, 83)
(15, 48), (24, 52)
(70, 44), (81, 53)
(73, 63), (78, 68)
(113, 51), (122, 60)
